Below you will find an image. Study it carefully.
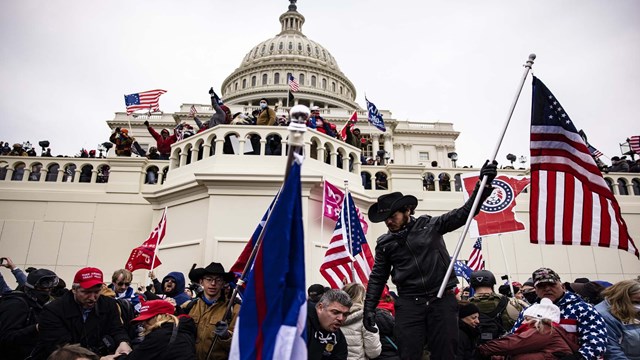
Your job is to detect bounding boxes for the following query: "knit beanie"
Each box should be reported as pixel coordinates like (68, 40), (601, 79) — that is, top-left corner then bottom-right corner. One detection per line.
(523, 298), (561, 323)
(458, 302), (480, 319)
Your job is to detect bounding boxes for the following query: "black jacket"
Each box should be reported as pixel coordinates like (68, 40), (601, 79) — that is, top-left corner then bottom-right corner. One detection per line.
(116, 317), (196, 360)
(31, 291), (130, 359)
(307, 302), (348, 360)
(365, 184), (492, 311)
(457, 320), (480, 360)
(0, 291), (44, 359)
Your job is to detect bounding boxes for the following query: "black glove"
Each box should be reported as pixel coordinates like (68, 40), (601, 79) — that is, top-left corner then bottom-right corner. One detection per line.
(115, 127), (121, 133)
(363, 310), (378, 333)
(214, 321), (230, 340)
(144, 120), (149, 127)
(479, 160), (498, 184)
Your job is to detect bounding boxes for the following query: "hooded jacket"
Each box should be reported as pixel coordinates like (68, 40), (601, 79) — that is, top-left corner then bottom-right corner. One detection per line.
(340, 303), (382, 360)
(365, 184), (493, 312)
(146, 126), (177, 156)
(162, 272), (191, 306)
(114, 316), (196, 360)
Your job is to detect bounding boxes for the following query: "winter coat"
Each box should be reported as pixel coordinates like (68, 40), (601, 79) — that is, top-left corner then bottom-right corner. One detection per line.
(478, 323), (577, 360)
(0, 291), (44, 359)
(187, 296), (240, 360)
(365, 184), (492, 309)
(511, 292), (606, 360)
(595, 300), (640, 359)
(340, 303), (382, 360)
(109, 132), (133, 156)
(307, 302), (349, 360)
(257, 107), (276, 126)
(371, 308), (399, 360)
(115, 316), (196, 360)
(31, 291), (130, 359)
(456, 320), (480, 360)
(147, 126), (177, 156)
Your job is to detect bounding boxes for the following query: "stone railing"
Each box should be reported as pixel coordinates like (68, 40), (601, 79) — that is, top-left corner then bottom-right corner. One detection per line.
(167, 124), (363, 175)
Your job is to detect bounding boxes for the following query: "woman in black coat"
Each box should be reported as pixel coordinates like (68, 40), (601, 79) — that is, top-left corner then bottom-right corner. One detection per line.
(457, 301), (480, 360)
(100, 300), (196, 360)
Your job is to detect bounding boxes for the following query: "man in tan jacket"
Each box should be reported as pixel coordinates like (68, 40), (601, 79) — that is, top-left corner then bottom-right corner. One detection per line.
(256, 98), (276, 126)
(185, 262), (240, 360)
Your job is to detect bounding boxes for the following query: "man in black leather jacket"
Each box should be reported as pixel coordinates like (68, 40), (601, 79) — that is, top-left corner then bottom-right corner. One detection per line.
(363, 161), (497, 359)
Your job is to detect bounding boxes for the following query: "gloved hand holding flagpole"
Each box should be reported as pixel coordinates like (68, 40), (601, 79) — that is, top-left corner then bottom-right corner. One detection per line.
(437, 54), (536, 298)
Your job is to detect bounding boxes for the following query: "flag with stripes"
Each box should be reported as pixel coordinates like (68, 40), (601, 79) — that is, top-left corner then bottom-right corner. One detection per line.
(188, 104), (198, 117)
(124, 89), (167, 115)
(530, 76), (638, 258)
(629, 135), (640, 155)
(288, 74), (299, 92)
(230, 160), (307, 360)
(320, 192), (374, 288)
(587, 144), (603, 158)
(467, 238), (484, 271)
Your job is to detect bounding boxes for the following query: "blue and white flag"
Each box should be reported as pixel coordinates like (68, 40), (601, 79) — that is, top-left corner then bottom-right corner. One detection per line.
(365, 97), (386, 132)
(452, 258), (472, 281)
(230, 160), (307, 360)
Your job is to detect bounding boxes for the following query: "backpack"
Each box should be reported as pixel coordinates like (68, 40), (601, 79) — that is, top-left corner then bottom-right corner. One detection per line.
(475, 295), (509, 344)
(0, 291), (36, 326)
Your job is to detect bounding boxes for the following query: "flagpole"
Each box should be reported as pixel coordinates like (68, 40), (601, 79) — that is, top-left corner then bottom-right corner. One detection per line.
(344, 180), (355, 282)
(437, 53), (536, 298)
(205, 105), (309, 360)
(497, 234), (516, 298)
(321, 177), (326, 252)
(147, 207), (166, 286)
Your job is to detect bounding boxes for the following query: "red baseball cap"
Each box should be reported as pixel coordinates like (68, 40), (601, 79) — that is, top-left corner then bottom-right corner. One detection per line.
(132, 300), (175, 322)
(73, 267), (104, 289)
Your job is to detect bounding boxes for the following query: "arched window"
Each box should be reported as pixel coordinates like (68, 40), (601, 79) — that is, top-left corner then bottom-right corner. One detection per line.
(260, 45), (266, 55)
(234, 82), (238, 91)
(311, 75), (316, 87)
(262, 73), (268, 85)
(251, 76), (256, 87)
(242, 79), (247, 89)
(279, 42), (284, 51)
(288, 42), (293, 50)
(306, 44), (311, 54)
(299, 74), (305, 85)
(269, 43), (274, 52)
(274, 73), (280, 84)
(322, 78), (327, 89)
(29, 163), (42, 181)
(11, 163), (25, 181)
(331, 82), (336, 92)
(297, 43), (302, 51)
(618, 178), (629, 195)
(46, 164), (59, 182)
(632, 179), (640, 195)
(79, 165), (93, 183)
(339, 86), (343, 95)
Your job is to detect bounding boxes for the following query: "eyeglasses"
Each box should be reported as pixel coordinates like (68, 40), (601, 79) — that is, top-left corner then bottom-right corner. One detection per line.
(116, 282), (131, 287)
(35, 276), (59, 290)
(202, 277), (224, 284)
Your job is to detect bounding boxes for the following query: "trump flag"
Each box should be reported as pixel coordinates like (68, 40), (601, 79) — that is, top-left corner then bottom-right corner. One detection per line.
(323, 180), (369, 234)
(230, 159), (307, 360)
(125, 208), (167, 271)
(461, 174), (530, 237)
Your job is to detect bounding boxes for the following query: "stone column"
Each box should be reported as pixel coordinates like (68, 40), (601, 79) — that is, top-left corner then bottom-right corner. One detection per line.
(371, 134), (380, 155)
(403, 143), (412, 164)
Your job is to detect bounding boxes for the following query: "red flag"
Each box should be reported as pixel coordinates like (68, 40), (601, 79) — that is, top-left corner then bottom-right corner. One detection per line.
(320, 192), (374, 288)
(461, 174), (530, 237)
(340, 111), (358, 141)
(530, 77), (637, 257)
(323, 180), (368, 234)
(125, 208), (167, 271)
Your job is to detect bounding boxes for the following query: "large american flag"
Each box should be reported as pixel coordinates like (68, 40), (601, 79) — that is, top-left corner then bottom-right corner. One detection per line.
(629, 135), (640, 155)
(288, 74), (299, 92)
(467, 238), (484, 271)
(530, 77), (638, 258)
(320, 192), (374, 288)
(124, 89), (167, 115)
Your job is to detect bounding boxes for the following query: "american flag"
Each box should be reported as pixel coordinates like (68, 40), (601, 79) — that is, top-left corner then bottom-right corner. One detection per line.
(124, 89), (167, 115)
(467, 238), (484, 271)
(530, 77), (638, 258)
(320, 192), (374, 288)
(188, 104), (198, 117)
(587, 144), (603, 158)
(629, 135), (640, 155)
(288, 74), (299, 92)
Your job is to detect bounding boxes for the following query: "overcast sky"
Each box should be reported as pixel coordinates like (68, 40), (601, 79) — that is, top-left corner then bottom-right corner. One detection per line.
(1, 0), (638, 167)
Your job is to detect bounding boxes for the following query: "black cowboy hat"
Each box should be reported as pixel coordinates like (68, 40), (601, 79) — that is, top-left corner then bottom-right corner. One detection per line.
(188, 262), (235, 283)
(368, 192), (418, 223)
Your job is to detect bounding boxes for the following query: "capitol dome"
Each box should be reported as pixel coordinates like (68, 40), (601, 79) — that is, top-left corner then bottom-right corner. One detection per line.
(221, 0), (359, 110)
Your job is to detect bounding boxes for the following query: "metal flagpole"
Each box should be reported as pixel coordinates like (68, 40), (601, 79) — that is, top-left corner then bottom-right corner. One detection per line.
(321, 177), (326, 251)
(437, 54), (536, 298)
(205, 105), (309, 360)
(498, 234), (516, 298)
(344, 180), (355, 282)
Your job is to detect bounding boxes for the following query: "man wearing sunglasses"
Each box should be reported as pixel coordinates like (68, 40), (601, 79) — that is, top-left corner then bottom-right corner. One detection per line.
(108, 269), (140, 312)
(0, 268), (58, 359)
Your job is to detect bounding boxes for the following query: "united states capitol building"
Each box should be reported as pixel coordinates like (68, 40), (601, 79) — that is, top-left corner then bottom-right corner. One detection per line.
(1, 1), (638, 289)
